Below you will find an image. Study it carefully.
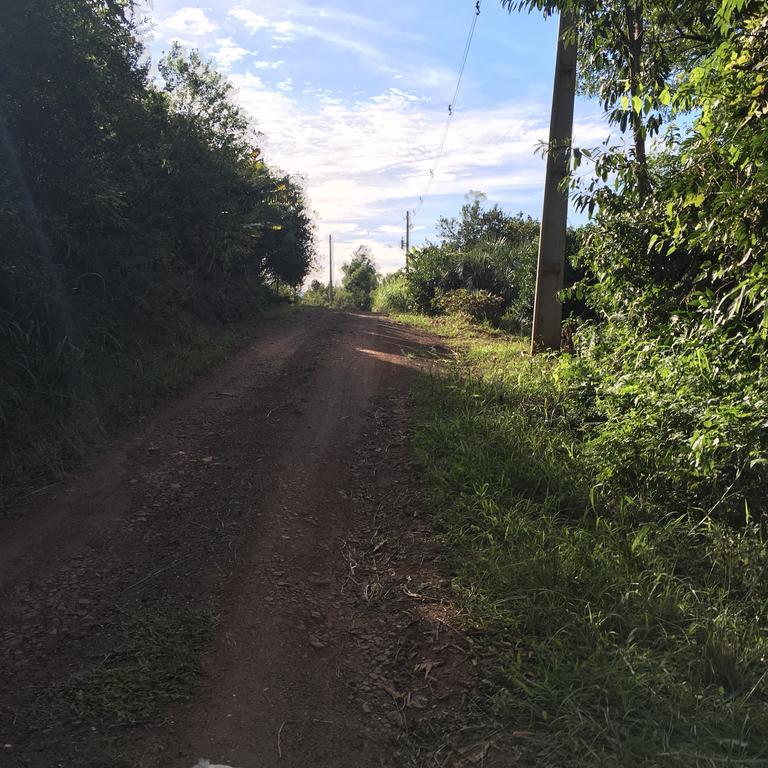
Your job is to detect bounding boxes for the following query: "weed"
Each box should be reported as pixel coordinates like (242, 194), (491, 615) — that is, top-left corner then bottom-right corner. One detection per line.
(0, 304), (296, 508)
(403, 316), (768, 767)
(63, 605), (216, 726)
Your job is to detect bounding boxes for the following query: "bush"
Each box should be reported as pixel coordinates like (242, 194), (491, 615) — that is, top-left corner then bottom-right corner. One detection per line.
(371, 273), (413, 314)
(330, 288), (358, 311)
(301, 279), (328, 306)
(340, 248), (379, 310)
(434, 288), (505, 325)
(411, 318), (768, 767)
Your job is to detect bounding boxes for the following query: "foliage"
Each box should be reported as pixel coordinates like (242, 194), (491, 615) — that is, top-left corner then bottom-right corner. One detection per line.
(407, 202), (539, 321)
(554, 0), (768, 517)
(406, 197), (584, 333)
(340, 246), (379, 311)
(408, 315), (768, 767)
(433, 288), (505, 325)
(371, 271), (413, 314)
(503, 0), (716, 192)
(0, 0), (314, 500)
(302, 279), (329, 307)
(330, 287), (358, 312)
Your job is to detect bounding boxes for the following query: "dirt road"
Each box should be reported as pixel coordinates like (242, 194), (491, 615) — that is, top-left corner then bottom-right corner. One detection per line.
(0, 310), (497, 768)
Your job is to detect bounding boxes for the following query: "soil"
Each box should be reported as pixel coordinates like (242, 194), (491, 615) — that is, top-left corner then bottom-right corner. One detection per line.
(0, 309), (516, 768)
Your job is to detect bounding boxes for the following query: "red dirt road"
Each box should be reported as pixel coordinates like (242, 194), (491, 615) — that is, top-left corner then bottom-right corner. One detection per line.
(0, 309), (494, 768)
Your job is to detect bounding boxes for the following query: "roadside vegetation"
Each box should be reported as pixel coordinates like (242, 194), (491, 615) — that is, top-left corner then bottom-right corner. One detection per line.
(371, 195), (585, 334)
(400, 315), (768, 766)
(386, 1), (768, 764)
(0, 1), (314, 504)
(303, 245), (381, 311)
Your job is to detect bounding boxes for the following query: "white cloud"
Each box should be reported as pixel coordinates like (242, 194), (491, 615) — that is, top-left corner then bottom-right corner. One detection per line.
(229, 8), (270, 31)
(226, 73), (607, 284)
(212, 37), (249, 70)
(230, 8), (298, 40)
(229, 6), (389, 66)
(158, 7), (219, 37)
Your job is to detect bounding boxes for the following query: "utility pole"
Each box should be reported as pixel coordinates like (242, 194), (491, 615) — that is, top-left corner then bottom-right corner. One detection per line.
(328, 234), (334, 305)
(530, 11), (577, 353)
(405, 210), (411, 274)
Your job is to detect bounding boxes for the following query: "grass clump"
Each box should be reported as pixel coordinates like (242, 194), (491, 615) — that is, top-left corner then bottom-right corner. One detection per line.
(65, 606), (216, 726)
(405, 317), (768, 768)
(1, 303), (296, 508)
(372, 273), (413, 314)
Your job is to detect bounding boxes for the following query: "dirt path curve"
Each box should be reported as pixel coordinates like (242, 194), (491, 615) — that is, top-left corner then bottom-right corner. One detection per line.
(0, 309), (457, 768)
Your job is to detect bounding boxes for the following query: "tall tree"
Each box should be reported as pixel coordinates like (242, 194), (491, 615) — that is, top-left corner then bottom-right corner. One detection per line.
(501, 0), (717, 196)
(341, 247), (379, 311)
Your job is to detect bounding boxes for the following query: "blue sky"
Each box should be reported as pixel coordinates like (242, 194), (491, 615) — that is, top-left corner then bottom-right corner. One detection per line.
(140, 0), (608, 282)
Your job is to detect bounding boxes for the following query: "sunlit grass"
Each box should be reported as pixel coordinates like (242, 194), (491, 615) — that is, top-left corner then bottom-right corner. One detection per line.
(399, 314), (768, 768)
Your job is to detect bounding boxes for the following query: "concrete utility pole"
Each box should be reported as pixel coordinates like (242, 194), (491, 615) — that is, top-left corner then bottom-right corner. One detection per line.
(530, 11), (577, 353)
(405, 211), (411, 273)
(328, 234), (334, 305)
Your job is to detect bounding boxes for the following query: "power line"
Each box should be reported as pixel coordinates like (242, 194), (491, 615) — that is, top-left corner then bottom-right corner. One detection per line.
(413, 0), (482, 219)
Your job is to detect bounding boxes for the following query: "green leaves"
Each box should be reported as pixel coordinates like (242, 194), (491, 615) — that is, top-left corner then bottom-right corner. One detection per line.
(566, 0), (768, 519)
(0, 0), (315, 466)
(341, 247), (379, 310)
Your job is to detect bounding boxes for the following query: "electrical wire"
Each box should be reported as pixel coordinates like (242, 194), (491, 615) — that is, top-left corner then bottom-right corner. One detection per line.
(412, 0), (482, 220)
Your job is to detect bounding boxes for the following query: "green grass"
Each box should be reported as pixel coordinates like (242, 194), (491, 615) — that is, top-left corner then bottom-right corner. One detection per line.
(1, 303), (297, 507)
(398, 314), (768, 767)
(64, 605), (216, 726)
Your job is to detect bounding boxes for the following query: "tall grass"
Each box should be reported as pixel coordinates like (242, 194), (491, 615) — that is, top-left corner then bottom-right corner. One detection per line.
(372, 274), (413, 314)
(402, 315), (768, 768)
(1, 302), (295, 507)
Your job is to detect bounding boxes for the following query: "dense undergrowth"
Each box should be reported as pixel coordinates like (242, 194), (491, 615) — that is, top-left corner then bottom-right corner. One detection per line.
(1, 1), (315, 503)
(1, 300), (296, 507)
(401, 314), (768, 767)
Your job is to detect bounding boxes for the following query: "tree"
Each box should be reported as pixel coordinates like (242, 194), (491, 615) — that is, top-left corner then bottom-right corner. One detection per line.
(302, 280), (328, 306)
(341, 247), (379, 311)
(537, 0), (768, 514)
(436, 192), (538, 252)
(502, 0), (717, 196)
(0, 0), (316, 480)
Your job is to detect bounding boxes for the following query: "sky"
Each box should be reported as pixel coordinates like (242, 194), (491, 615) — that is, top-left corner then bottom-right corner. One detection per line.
(138, 0), (608, 284)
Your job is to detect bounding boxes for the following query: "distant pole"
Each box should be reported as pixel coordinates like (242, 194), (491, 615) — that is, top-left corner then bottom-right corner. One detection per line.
(405, 211), (411, 274)
(530, 11), (577, 353)
(328, 234), (334, 305)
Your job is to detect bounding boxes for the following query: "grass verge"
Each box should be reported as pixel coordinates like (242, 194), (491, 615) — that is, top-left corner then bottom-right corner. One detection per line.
(1, 303), (298, 508)
(64, 605), (217, 727)
(395, 313), (768, 768)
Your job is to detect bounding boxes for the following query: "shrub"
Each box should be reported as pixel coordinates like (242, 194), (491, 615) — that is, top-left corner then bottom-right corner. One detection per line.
(330, 288), (358, 311)
(301, 279), (328, 306)
(433, 288), (505, 325)
(371, 273), (413, 314)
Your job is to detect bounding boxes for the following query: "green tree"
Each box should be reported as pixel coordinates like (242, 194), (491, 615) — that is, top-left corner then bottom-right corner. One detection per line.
(544, 0), (768, 514)
(341, 247), (379, 311)
(0, 0), (315, 492)
(502, 0), (717, 195)
(302, 280), (328, 306)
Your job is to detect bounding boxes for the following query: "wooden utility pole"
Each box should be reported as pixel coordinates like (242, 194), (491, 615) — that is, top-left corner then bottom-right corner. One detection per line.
(405, 210), (411, 274)
(328, 234), (334, 305)
(530, 11), (577, 353)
